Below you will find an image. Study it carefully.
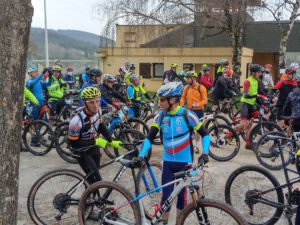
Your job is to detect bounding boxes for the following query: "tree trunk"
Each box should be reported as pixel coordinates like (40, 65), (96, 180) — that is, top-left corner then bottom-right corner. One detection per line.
(0, 1), (33, 224)
(232, 31), (242, 78)
(279, 30), (288, 69)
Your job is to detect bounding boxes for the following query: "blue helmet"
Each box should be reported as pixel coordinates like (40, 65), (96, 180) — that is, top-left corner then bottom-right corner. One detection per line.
(27, 66), (38, 73)
(157, 82), (184, 98)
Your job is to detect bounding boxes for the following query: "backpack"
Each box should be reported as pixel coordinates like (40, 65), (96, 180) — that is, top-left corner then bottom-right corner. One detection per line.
(158, 108), (195, 160)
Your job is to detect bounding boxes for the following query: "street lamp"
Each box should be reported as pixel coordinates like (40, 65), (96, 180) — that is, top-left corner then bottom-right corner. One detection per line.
(44, 0), (49, 67)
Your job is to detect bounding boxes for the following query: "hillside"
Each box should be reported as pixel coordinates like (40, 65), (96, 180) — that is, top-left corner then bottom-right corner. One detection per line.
(28, 27), (114, 61)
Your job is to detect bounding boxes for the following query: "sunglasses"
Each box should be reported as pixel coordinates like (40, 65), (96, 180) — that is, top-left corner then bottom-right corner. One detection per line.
(85, 100), (100, 105)
(159, 98), (168, 102)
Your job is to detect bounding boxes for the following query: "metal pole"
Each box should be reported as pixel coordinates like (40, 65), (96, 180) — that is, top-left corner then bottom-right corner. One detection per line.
(44, 0), (49, 67)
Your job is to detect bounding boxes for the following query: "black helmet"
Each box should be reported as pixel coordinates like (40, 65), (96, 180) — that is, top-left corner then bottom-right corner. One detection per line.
(89, 68), (103, 77)
(130, 64), (136, 70)
(183, 65), (190, 69)
(250, 64), (263, 73)
(85, 66), (90, 72)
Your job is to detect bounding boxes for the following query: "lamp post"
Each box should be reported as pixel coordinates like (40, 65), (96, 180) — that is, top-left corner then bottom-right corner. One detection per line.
(44, 0), (49, 67)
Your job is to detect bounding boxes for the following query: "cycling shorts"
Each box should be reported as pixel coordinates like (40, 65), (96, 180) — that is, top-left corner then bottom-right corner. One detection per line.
(240, 102), (256, 121)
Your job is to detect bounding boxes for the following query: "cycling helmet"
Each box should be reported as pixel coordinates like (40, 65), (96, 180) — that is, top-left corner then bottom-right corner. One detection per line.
(183, 65), (190, 69)
(201, 64), (208, 70)
(219, 59), (229, 66)
(185, 71), (198, 78)
(203, 66), (210, 72)
(130, 64), (136, 70)
(170, 63), (178, 68)
(89, 68), (103, 77)
(80, 87), (101, 100)
(52, 65), (63, 72)
(103, 74), (116, 83)
(265, 64), (273, 68)
(249, 64), (264, 73)
(125, 61), (130, 67)
(290, 62), (299, 69)
(285, 66), (297, 75)
(27, 66), (38, 73)
(157, 82), (184, 98)
(129, 74), (140, 82)
(66, 67), (74, 72)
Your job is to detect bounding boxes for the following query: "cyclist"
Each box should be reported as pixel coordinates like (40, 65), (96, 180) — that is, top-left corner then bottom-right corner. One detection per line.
(127, 74), (152, 118)
(262, 64), (274, 92)
(163, 63), (185, 84)
(80, 66), (90, 88)
(120, 61), (131, 74)
(214, 58), (229, 85)
(25, 66), (51, 120)
(178, 64), (190, 80)
(211, 68), (235, 112)
(270, 66), (297, 128)
(180, 71), (208, 153)
(46, 65), (69, 116)
(80, 68), (108, 107)
(234, 64), (264, 149)
(68, 87), (122, 184)
(137, 82), (210, 225)
(63, 67), (75, 89)
(200, 66), (213, 90)
(99, 74), (128, 109)
(124, 63), (136, 85)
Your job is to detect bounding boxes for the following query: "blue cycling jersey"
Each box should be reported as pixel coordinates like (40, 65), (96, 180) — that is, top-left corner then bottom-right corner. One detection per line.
(153, 106), (201, 163)
(26, 74), (51, 102)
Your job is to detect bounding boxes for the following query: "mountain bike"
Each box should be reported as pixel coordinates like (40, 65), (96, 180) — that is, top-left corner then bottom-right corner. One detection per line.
(225, 133), (300, 225)
(78, 161), (247, 225)
(27, 143), (161, 225)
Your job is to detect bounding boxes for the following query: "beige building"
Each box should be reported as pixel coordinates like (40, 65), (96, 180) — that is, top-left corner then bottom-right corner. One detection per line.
(98, 25), (253, 91)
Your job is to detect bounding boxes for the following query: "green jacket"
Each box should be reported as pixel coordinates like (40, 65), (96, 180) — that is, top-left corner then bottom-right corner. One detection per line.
(241, 76), (258, 105)
(47, 76), (68, 101)
(24, 86), (39, 106)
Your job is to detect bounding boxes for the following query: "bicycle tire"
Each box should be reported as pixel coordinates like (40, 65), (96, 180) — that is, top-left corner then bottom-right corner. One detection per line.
(113, 129), (151, 159)
(55, 125), (78, 164)
(78, 181), (142, 225)
(255, 131), (292, 170)
(136, 160), (162, 220)
(249, 121), (283, 150)
(224, 165), (284, 225)
(22, 120), (54, 156)
(203, 114), (231, 130)
(208, 124), (240, 161)
(27, 169), (89, 225)
(57, 105), (73, 122)
(128, 117), (149, 135)
(178, 197), (247, 225)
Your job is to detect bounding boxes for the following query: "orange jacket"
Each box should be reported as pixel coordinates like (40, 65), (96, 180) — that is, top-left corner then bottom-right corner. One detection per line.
(180, 82), (208, 110)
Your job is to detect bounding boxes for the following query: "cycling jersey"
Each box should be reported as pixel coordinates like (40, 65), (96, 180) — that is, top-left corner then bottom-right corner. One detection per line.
(241, 76), (258, 105)
(24, 86), (39, 106)
(273, 79), (297, 106)
(127, 85), (146, 102)
(47, 76), (68, 101)
(284, 87), (300, 118)
(99, 83), (127, 105)
(180, 82), (207, 110)
(152, 106), (202, 163)
(26, 73), (51, 103)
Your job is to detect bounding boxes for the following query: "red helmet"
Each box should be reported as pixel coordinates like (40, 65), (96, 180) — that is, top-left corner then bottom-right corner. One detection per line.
(265, 64), (272, 68)
(66, 67), (74, 72)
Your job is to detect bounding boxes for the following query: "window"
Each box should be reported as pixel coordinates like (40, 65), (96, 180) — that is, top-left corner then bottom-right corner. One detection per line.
(153, 63), (164, 77)
(139, 63), (151, 78)
(125, 32), (136, 42)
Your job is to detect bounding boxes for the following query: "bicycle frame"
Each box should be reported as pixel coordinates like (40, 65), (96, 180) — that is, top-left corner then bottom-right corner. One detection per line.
(102, 167), (204, 225)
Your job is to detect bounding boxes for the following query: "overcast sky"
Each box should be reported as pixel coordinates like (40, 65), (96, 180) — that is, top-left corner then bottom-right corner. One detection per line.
(31, 0), (103, 35)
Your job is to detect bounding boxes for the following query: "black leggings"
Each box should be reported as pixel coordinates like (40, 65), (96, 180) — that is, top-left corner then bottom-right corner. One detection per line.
(78, 147), (102, 184)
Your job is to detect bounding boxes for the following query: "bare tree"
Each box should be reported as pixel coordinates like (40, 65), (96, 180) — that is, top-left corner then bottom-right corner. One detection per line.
(260, 0), (300, 67)
(0, 0), (33, 224)
(96, 0), (261, 79)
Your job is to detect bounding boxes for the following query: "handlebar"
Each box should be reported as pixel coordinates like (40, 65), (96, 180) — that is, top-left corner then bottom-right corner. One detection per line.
(173, 163), (206, 179)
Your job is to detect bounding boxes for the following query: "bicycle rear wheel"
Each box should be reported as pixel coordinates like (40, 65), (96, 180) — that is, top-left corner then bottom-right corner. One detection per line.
(208, 124), (240, 161)
(255, 131), (292, 170)
(224, 165), (284, 225)
(27, 169), (89, 225)
(178, 197), (247, 225)
(78, 181), (141, 225)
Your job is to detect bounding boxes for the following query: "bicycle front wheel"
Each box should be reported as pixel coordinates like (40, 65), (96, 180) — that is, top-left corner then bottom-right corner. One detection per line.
(178, 198), (247, 225)
(78, 181), (141, 225)
(224, 165), (284, 225)
(208, 124), (240, 161)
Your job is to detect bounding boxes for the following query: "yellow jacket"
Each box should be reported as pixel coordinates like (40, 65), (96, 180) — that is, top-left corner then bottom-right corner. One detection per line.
(180, 82), (208, 110)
